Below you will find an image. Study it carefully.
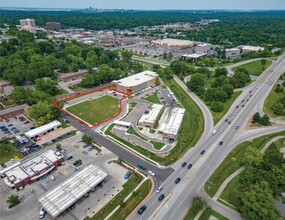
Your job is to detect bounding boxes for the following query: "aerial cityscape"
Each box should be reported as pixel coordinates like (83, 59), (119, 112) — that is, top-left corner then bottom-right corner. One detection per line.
(0, 1), (285, 220)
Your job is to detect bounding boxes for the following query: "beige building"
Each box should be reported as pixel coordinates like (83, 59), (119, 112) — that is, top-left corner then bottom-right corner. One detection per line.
(138, 104), (164, 128)
(112, 71), (159, 94)
(151, 39), (194, 48)
(19, 19), (36, 33)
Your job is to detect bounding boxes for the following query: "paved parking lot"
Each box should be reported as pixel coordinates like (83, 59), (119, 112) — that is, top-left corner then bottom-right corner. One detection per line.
(0, 115), (32, 139)
(126, 44), (179, 57)
(0, 132), (128, 220)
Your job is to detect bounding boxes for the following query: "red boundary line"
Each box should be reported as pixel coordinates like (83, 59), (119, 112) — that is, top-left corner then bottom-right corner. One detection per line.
(53, 86), (131, 128)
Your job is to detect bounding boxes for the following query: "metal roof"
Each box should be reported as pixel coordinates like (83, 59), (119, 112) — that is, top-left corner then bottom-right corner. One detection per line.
(38, 164), (108, 218)
(24, 120), (61, 139)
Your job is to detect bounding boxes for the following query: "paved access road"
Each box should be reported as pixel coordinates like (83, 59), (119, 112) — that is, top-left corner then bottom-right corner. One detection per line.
(129, 53), (285, 220)
(64, 114), (174, 186)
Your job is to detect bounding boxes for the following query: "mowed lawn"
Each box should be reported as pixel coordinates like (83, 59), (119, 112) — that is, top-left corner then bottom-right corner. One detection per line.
(66, 95), (120, 125)
(232, 60), (272, 76)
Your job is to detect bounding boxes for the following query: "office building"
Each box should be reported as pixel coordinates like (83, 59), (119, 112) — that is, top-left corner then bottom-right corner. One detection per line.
(19, 19), (36, 33)
(226, 48), (241, 59)
(46, 22), (61, 31)
(138, 104), (164, 128)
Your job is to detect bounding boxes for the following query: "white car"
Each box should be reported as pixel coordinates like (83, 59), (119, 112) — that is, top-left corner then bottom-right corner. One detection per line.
(220, 129), (224, 133)
(39, 207), (46, 219)
(148, 170), (155, 176)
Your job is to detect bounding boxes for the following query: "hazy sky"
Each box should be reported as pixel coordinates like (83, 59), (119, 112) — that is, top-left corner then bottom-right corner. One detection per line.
(1, 0), (285, 10)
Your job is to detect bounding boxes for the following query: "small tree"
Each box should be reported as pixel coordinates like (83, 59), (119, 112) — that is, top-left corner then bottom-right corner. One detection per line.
(272, 103), (285, 115)
(260, 114), (270, 126)
(82, 134), (93, 145)
(252, 112), (261, 123)
(211, 102), (224, 112)
(261, 59), (266, 66)
(56, 143), (62, 151)
(120, 201), (126, 208)
(7, 195), (20, 208)
(192, 197), (206, 213)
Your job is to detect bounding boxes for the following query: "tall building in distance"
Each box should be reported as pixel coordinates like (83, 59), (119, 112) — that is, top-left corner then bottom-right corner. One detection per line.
(19, 18), (36, 33)
(46, 22), (61, 31)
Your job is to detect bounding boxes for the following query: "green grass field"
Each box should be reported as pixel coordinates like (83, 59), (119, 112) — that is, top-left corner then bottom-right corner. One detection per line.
(0, 141), (23, 164)
(232, 60), (272, 76)
(66, 95), (120, 125)
(142, 93), (161, 104)
(263, 85), (285, 120)
(198, 208), (229, 220)
(204, 130), (285, 197)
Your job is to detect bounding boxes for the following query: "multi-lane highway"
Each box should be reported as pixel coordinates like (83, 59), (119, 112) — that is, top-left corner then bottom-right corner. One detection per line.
(129, 53), (285, 220)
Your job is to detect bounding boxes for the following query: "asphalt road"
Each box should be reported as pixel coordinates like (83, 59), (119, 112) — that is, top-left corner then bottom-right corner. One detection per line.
(129, 53), (285, 220)
(63, 114), (174, 185)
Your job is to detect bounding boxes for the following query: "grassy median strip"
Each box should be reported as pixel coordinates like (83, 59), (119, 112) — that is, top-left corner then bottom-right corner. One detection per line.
(109, 179), (151, 220)
(232, 60), (272, 76)
(150, 141), (165, 150)
(210, 91), (242, 124)
(127, 127), (148, 141)
(204, 130), (285, 197)
(142, 93), (161, 104)
(199, 207), (229, 220)
(86, 173), (143, 220)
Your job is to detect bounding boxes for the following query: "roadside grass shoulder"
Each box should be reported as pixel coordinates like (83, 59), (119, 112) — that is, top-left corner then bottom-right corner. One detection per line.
(109, 179), (151, 220)
(0, 140), (24, 164)
(204, 130), (285, 197)
(263, 85), (285, 120)
(232, 60), (272, 76)
(199, 207), (229, 220)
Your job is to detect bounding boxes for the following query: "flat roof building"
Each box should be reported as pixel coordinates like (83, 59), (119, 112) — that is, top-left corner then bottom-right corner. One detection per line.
(112, 71), (159, 94)
(226, 48), (241, 59)
(151, 39), (194, 48)
(0, 104), (29, 120)
(38, 164), (108, 218)
(46, 22), (61, 31)
(58, 70), (89, 82)
(138, 104), (164, 128)
(19, 19), (36, 33)
(158, 107), (185, 141)
(24, 120), (61, 139)
(195, 43), (211, 54)
(242, 46), (264, 53)
(3, 150), (64, 190)
(181, 53), (207, 62)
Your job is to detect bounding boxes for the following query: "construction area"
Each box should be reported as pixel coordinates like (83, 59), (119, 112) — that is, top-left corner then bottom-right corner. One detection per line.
(38, 164), (108, 218)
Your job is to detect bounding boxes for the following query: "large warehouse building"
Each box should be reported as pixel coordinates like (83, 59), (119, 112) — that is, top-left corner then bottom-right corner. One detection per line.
(24, 120), (62, 139)
(3, 150), (64, 190)
(38, 164), (108, 218)
(158, 107), (185, 141)
(111, 71), (159, 94)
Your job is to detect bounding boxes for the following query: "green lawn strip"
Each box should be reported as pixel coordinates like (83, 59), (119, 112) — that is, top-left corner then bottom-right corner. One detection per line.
(127, 127), (148, 141)
(58, 88), (69, 95)
(105, 124), (164, 163)
(263, 85), (285, 120)
(66, 95), (120, 125)
(154, 111), (163, 129)
(210, 91), (242, 125)
(57, 118), (70, 128)
(184, 206), (200, 220)
(71, 87), (85, 92)
(149, 129), (155, 134)
(0, 141), (24, 164)
(204, 130), (285, 197)
(217, 198), (238, 211)
(199, 207), (229, 220)
(86, 173), (143, 220)
(274, 138), (285, 149)
(142, 93), (161, 104)
(150, 141), (165, 150)
(129, 102), (137, 108)
(109, 179), (151, 220)
(219, 173), (242, 207)
(232, 60), (272, 76)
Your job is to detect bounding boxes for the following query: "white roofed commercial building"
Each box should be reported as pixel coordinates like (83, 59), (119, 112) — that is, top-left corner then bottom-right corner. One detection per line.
(138, 104), (164, 128)
(226, 48), (241, 59)
(158, 107), (186, 141)
(242, 46), (264, 53)
(38, 164), (108, 218)
(3, 150), (64, 190)
(112, 71), (159, 94)
(24, 120), (61, 139)
(151, 39), (195, 48)
(181, 53), (207, 62)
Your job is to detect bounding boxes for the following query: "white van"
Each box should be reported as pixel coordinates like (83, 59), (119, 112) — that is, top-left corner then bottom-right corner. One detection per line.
(212, 130), (217, 135)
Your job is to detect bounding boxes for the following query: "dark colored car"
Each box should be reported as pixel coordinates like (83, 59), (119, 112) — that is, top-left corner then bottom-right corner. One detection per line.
(200, 150), (206, 155)
(219, 141), (224, 145)
(175, 178), (181, 184)
(137, 162), (146, 170)
(228, 121), (231, 124)
(236, 105), (239, 108)
(73, 159), (82, 166)
(181, 162), (187, 167)
(66, 155), (73, 160)
(242, 105), (245, 107)
(137, 205), (147, 215)
(187, 164), (193, 169)
(225, 119), (228, 122)
(158, 194), (165, 201)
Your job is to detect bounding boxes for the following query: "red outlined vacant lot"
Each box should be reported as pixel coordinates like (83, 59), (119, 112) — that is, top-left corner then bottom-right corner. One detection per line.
(53, 86), (130, 128)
